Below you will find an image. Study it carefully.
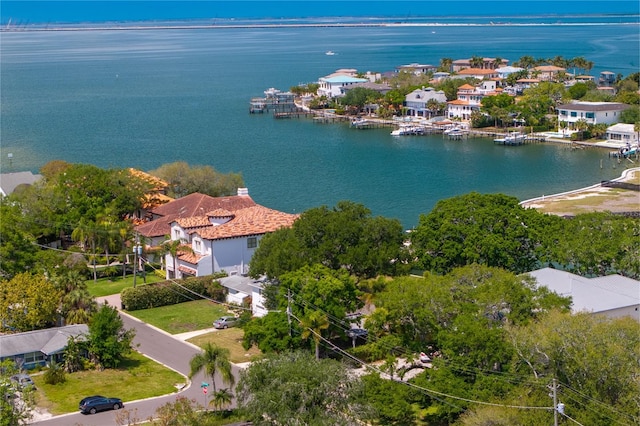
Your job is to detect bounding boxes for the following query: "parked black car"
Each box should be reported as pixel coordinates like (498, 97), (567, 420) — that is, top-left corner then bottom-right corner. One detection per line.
(79, 396), (123, 414)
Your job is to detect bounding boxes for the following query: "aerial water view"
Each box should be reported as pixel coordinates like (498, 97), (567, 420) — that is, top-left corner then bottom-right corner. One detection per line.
(1, 1), (639, 425)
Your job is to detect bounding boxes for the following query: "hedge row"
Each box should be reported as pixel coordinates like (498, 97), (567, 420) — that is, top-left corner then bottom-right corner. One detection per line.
(121, 276), (223, 311)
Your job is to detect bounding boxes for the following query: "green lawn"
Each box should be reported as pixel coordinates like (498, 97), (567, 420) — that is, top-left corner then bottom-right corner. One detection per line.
(88, 274), (164, 298)
(33, 351), (185, 415)
(188, 328), (262, 364)
(126, 299), (229, 334)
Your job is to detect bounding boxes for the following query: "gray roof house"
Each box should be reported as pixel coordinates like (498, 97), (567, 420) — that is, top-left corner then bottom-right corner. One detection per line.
(405, 87), (447, 117)
(0, 171), (42, 196)
(0, 324), (89, 369)
(528, 268), (640, 321)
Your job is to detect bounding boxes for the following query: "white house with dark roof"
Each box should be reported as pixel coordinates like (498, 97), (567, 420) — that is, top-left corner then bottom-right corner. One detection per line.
(556, 101), (630, 130)
(528, 268), (640, 321)
(140, 188), (298, 279)
(0, 324), (88, 369)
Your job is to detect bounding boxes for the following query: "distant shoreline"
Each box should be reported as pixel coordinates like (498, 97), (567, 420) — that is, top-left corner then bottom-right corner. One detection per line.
(2, 21), (639, 33)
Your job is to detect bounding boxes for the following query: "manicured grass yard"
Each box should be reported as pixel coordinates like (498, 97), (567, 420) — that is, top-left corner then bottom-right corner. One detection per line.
(33, 351), (185, 415)
(126, 299), (229, 334)
(188, 328), (262, 364)
(88, 274), (163, 298)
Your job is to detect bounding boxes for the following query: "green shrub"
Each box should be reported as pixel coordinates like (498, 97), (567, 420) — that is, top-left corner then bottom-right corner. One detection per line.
(44, 361), (66, 385)
(121, 276), (222, 311)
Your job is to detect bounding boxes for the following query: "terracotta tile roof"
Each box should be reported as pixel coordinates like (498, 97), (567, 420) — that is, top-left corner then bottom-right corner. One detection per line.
(208, 208), (234, 217)
(448, 99), (470, 105)
(151, 192), (256, 218)
(178, 250), (204, 264)
(458, 68), (496, 75)
(178, 265), (198, 275)
(194, 205), (298, 240)
(175, 216), (212, 228)
(136, 192), (257, 238)
(458, 84), (476, 90)
(533, 65), (565, 72)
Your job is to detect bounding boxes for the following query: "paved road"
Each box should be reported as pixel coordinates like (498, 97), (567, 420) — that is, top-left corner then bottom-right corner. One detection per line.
(32, 299), (244, 425)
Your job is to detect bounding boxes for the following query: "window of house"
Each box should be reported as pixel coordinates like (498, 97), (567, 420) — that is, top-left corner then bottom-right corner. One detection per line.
(585, 112), (594, 119)
(194, 240), (201, 252)
(247, 237), (257, 249)
(570, 111), (577, 117)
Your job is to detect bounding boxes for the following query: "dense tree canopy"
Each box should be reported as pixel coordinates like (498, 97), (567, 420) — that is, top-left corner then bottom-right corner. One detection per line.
(236, 351), (373, 425)
(410, 193), (550, 274)
(250, 201), (407, 280)
(0, 199), (38, 279)
(149, 161), (244, 198)
(0, 272), (61, 332)
(87, 304), (135, 369)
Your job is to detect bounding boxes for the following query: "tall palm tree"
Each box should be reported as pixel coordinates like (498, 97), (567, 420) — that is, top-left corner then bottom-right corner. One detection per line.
(189, 343), (235, 395)
(300, 311), (329, 360)
(71, 218), (99, 282)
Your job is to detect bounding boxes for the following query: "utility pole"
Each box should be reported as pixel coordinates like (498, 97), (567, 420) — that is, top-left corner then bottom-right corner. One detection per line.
(132, 241), (142, 288)
(287, 288), (292, 337)
(552, 378), (558, 426)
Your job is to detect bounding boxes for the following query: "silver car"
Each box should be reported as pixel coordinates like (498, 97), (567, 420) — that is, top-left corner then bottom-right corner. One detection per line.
(213, 316), (238, 329)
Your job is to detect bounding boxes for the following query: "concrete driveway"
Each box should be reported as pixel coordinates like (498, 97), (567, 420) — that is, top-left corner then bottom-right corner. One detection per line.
(31, 295), (245, 425)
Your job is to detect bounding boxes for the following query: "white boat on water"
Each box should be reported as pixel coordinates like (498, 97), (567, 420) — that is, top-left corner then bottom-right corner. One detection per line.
(391, 125), (425, 136)
(494, 131), (527, 145)
(325, 51), (336, 56)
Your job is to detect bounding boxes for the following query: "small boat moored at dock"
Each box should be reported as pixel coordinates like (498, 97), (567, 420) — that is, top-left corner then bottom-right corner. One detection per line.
(391, 124), (426, 136)
(494, 131), (527, 145)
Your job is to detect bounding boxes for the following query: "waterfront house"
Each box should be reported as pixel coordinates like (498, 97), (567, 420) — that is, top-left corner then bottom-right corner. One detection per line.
(556, 101), (630, 130)
(495, 66), (525, 79)
(455, 68), (499, 80)
(317, 70), (369, 98)
(0, 324), (88, 369)
(531, 65), (566, 81)
(605, 123), (639, 147)
(528, 268), (640, 321)
(404, 87), (447, 117)
(137, 188), (298, 279)
(451, 57), (509, 72)
(598, 71), (616, 87)
(395, 63), (438, 75)
(447, 80), (505, 121)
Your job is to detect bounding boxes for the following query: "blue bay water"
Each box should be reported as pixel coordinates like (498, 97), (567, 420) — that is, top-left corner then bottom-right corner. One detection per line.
(1, 22), (639, 228)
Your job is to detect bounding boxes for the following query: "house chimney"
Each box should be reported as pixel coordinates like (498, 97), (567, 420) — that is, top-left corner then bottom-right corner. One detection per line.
(237, 187), (249, 196)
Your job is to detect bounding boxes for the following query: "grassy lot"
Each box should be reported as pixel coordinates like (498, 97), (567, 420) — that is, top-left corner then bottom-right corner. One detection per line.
(33, 351), (185, 415)
(88, 274), (164, 298)
(126, 299), (230, 334)
(188, 328), (262, 364)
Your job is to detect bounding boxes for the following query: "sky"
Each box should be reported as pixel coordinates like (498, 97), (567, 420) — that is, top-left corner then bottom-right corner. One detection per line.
(1, 1), (639, 25)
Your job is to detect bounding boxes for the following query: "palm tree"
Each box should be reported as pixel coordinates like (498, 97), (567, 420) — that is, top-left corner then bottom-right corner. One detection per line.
(300, 311), (329, 360)
(470, 55), (484, 69)
(71, 218), (99, 282)
(439, 57), (453, 73)
(159, 236), (192, 279)
(210, 388), (233, 412)
(189, 343), (235, 395)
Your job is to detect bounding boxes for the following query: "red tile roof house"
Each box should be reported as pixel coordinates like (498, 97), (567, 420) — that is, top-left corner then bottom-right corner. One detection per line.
(135, 188), (298, 279)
